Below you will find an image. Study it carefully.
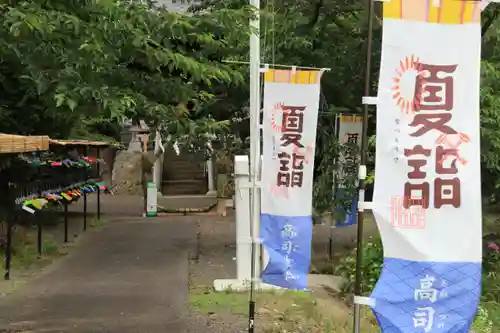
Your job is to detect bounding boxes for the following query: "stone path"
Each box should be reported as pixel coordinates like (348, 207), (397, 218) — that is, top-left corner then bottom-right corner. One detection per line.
(0, 214), (209, 333)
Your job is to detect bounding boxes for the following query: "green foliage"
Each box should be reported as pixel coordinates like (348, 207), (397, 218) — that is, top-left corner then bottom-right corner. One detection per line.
(194, 0), (378, 216)
(3, 0), (500, 208)
(479, 237), (500, 332)
(482, 237), (500, 303)
(480, 61), (500, 201)
(0, 0), (249, 141)
(333, 236), (383, 295)
(312, 111), (340, 217)
(471, 305), (494, 333)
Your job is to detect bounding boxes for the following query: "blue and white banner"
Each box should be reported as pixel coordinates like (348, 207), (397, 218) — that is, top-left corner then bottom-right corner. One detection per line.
(335, 195), (358, 227)
(335, 114), (363, 227)
(260, 69), (323, 290)
(371, 0), (482, 332)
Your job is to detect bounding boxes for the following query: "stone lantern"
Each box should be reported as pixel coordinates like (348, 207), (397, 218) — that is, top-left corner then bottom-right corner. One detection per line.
(128, 121), (150, 152)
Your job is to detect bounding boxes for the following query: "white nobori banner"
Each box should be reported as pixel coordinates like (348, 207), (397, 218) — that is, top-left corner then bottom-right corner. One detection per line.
(370, 0), (482, 332)
(259, 69), (322, 290)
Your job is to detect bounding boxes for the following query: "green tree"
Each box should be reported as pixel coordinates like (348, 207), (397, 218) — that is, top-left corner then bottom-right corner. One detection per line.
(0, 0), (249, 144)
(195, 0), (373, 214)
(195, 0), (500, 211)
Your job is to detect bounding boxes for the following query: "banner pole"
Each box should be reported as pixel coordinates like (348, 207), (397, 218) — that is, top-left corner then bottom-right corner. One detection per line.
(353, 0), (375, 331)
(248, 0), (261, 331)
(329, 114), (340, 260)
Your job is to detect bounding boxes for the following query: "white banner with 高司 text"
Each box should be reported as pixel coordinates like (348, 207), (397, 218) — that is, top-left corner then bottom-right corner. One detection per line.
(371, 0), (482, 332)
(259, 69), (322, 290)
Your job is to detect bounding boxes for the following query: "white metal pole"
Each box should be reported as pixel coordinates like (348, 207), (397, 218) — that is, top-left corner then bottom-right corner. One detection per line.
(248, 0), (260, 331)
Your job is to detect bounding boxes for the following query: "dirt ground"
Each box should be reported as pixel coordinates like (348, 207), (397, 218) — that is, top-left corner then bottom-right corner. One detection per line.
(188, 209), (381, 332)
(189, 209), (379, 287)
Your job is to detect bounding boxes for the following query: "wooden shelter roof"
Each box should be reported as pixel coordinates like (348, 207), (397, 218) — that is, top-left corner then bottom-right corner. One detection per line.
(0, 134), (50, 153)
(49, 139), (111, 147)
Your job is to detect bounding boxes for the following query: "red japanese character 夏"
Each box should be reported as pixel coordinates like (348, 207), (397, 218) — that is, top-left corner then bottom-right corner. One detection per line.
(414, 63), (458, 112)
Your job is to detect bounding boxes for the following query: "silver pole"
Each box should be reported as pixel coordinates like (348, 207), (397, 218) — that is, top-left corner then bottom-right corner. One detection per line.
(248, 0), (260, 331)
(353, 0), (375, 331)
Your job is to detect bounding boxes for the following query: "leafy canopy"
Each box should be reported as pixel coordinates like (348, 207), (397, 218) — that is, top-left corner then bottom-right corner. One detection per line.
(0, 0), (250, 141)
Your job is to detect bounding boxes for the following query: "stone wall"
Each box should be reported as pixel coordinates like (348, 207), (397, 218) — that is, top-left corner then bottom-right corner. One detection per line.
(111, 150), (144, 195)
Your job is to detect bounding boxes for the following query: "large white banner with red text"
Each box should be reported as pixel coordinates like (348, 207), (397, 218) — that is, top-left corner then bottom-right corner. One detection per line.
(370, 0), (482, 332)
(259, 69), (322, 290)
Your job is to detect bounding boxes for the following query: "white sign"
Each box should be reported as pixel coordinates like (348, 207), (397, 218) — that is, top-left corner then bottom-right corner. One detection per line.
(146, 182), (157, 217)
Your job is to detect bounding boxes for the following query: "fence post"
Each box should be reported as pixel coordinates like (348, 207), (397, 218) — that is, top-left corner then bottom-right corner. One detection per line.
(37, 216), (42, 258)
(4, 216), (13, 280)
(213, 155), (276, 292)
(235, 155), (252, 282)
(97, 148), (101, 220)
(84, 146), (88, 231)
(206, 157), (216, 196)
(64, 201), (69, 243)
(153, 129), (164, 195)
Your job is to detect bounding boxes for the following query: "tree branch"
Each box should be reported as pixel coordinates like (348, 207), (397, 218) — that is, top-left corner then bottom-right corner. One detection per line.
(308, 0), (324, 28)
(482, 10), (499, 37)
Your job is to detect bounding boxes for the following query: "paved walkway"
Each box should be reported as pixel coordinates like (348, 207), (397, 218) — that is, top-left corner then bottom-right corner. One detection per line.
(0, 215), (203, 333)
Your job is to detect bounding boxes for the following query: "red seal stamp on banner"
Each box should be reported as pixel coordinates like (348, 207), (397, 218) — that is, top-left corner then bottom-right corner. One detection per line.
(390, 195), (426, 229)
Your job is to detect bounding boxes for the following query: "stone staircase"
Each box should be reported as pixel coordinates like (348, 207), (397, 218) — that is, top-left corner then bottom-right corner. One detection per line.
(118, 120), (208, 196)
(162, 152), (207, 196)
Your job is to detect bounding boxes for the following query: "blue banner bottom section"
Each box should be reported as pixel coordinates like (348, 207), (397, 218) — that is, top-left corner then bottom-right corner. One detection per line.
(260, 213), (313, 290)
(370, 257), (481, 333)
(335, 194), (358, 227)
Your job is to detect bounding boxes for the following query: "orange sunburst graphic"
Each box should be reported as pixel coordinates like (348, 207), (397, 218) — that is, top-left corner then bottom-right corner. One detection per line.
(271, 103), (285, 132)
(392, 55), (426, 114)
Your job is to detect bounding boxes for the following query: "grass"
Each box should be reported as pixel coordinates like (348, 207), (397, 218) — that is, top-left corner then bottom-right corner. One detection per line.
(0, 215), (108, 297)
(190, 287), (379, 333)
(9, 216), (107, 270)
(190, 287), (250, 316)
(11, 231), (64, 270)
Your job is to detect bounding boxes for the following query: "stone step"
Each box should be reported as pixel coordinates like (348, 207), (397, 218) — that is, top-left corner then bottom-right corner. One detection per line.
(163, 157), (206, 181)
(166, 172), (205, 181)
(164, 165), (205, 178)
(167, 159), (204, 167)
(162, 180), (207, 196)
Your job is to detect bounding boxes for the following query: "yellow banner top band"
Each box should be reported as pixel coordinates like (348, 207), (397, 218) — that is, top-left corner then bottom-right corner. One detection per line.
(264, 69), (323, 84)
(383, 0), (480, 24)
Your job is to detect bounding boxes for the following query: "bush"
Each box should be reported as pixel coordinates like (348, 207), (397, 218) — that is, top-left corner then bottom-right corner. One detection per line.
(470, 305), (493, 333)
(333, 236), (383, 295)
(482, 235), (500, 303)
